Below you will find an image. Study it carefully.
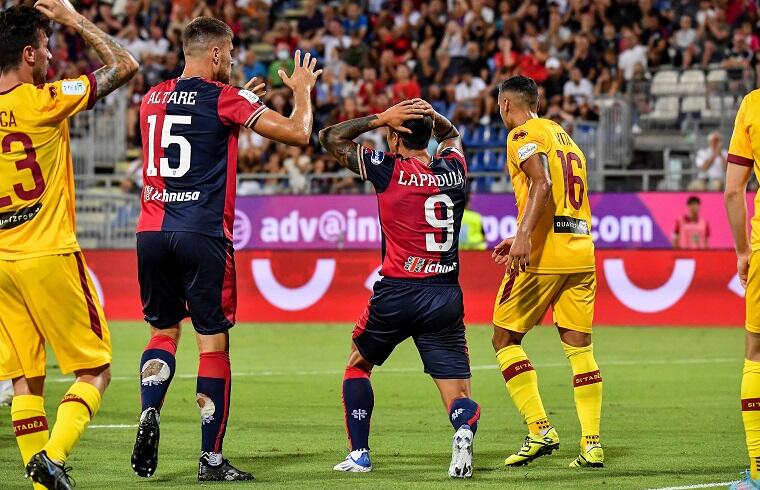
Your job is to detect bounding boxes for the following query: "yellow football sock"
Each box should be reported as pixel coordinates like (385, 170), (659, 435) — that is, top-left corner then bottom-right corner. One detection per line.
(11, 395), (49, 490)
(496, 345), (549, 434)
(742, 359), (760, 479)
(44, 382), (101, 464)
(562, 342), (602, 449)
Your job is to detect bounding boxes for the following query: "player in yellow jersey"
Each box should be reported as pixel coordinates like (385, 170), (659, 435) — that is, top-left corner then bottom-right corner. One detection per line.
(0, 1), (137, 488)
(490, 76), (603, 469)
(725, 89), (760, 490)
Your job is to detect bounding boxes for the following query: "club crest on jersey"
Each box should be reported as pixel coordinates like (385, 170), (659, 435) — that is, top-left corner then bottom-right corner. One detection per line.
(404, 256), (426, 272)
(517, 142), (538, 161)
(61, 80), (86, 96)
(238, 89), (260, 105)
(512, 130), (528, 141)
(370, 150), (385, 165)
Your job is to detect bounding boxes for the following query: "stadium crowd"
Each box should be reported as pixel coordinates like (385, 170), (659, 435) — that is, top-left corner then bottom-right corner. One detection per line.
(13, 0), (759, 194)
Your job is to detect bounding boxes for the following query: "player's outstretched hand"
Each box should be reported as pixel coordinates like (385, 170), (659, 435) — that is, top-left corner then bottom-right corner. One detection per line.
(243, 77), (267, 99)
(378, 99), (428, 134)
(34, 0), (81, 28)
(280, 50), (322, 93)
(492, 236), (514, 264)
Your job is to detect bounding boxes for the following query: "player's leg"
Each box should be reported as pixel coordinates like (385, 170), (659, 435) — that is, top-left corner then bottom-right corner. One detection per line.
(0, 259), (50, 490)
(492, 272), (560, 466)
(415, 283), (479, 478)
(334, 341), (375, 472)
(736, 252), (760, 487)
(553, 271), (604, 468)
(334, 280), (410, 472)
(179, 233), (251, 481)
(133, 232), (188, 477)
(13, 253), (112, 489)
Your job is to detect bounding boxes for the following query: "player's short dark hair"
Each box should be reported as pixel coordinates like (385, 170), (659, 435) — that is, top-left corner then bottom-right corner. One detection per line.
(182, 17), (233, 55)
(499, 76), (539, 109)
(687, 196), (701, 205)
(0, 6), (51, 73)
(398, 115), (433, 150)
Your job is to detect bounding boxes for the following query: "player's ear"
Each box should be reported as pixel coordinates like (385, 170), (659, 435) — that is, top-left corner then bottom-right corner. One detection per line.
(212, 46), (220, 65)
(23, 45), (35, 65)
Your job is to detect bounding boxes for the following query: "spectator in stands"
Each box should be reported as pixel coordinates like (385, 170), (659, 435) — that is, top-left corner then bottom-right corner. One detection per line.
(390, 64), (421, 104)
(543, 57), (566, 100)
(241, 50), (267, 83)
(618, 29), (648, 83)
(453, 70), (487, 124)
(689, 131), (728, 191)
(268, 43), (295, 92)
(569, 34), (598, 79)
(673, 196), (710, 249)
(563, 67), (594, 105)
(121, 150), (144, 196)
(672, 15), (700, 68)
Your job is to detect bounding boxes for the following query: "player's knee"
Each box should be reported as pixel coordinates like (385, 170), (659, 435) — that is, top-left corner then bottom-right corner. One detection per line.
(12, 376), (45, 396)
(558, 327), (591, 347)
(492, 326), (522, 351)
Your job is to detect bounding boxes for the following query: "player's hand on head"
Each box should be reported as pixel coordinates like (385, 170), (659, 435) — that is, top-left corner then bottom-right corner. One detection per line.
(378, 99), (427, 134)
(34, 0), (80, 27)
(243, 77), (267, 98)
(279, 50), (322, 92)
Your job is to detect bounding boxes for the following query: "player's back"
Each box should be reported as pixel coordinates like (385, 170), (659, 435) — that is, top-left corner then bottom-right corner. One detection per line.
(507, 117), (594, 273)
(0, 75), (96, 259)
(358, 146), (467, 282)
(137, 77), (267, 240)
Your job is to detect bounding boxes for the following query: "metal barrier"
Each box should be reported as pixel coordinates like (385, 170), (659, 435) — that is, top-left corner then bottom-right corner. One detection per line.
(70, 91), (128, 181)
(76, 191), (138, 249)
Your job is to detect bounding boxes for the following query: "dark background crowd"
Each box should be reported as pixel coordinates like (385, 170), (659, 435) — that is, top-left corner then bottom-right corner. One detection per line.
(6, 0), (759, 194)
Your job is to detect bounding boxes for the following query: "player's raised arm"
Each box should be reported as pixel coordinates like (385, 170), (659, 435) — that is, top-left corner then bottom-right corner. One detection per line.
(494, 152), (552, 274)
(34, 0), (137, 101)
(250, 50), (320, 146)
(318, 99), (426, 174)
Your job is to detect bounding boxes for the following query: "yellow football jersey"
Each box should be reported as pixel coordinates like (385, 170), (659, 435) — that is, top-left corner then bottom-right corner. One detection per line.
(728, 89), (760, 251)
(506, 117), (595, 273)
(0, 74), (95, 260)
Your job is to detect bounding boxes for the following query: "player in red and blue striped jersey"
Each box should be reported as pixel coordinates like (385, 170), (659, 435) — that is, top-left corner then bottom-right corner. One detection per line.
(131, 17), (321, 482)
(319, 99), (480, 479)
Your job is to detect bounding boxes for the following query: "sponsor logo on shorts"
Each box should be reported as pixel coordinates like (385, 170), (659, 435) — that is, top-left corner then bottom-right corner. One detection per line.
(143, 185), (201, 203)
(573, 370), (602, 387)
(0, 203), (42, 229)
(554, 216), (590, 235)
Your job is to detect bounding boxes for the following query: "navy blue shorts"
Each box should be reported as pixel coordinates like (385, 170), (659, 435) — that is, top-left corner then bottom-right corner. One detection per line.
(353, 278), (471, 379)
(136, 231), (236, 335)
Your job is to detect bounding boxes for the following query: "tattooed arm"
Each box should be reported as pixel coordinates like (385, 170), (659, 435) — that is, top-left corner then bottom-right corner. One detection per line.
(35, 0), (138, 101)
(318, 100), (426, 174)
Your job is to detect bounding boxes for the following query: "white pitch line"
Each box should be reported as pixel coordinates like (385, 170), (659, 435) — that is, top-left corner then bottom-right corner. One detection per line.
(648, 481), (738, 490)
(89, 424), (137, 429)
(46, 357), (739, 384)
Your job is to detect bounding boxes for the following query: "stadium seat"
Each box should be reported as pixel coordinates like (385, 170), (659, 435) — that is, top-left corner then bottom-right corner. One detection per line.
(702, 95), (735, 120)
(640, 96), (680, 124)
(680, 95), (706, 114)
(679, 70), (706, 94)
(707, 69), (728, 83)
(650, 70), (679, 95)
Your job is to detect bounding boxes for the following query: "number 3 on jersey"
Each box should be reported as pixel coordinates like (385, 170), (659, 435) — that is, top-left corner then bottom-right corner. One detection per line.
(425, 194), (454, 252)
(146, 114), (192, 177)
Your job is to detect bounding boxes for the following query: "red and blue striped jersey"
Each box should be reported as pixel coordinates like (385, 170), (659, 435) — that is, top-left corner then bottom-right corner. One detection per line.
(357, 145), (468, 282)
(137, 77), (267, 240)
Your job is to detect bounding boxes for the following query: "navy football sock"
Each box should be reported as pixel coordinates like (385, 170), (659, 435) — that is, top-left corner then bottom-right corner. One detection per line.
(197, 351), (231, 465)
(342, 366), (374, 451)
(449, 397), (480, 434)
(139, 334), (177, 414)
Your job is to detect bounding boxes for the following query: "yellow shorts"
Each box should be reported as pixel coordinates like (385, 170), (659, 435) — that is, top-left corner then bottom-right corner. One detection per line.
(493, 271), (596, 334)
(0, 252), (112, 379)
(747, 252), (760, 333)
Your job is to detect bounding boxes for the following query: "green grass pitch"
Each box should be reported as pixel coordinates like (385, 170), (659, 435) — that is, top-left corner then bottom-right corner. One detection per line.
(0, 323), (748, 489)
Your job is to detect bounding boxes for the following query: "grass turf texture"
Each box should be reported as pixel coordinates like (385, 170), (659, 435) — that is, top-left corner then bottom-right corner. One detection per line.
(0, 323), (747, 489)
